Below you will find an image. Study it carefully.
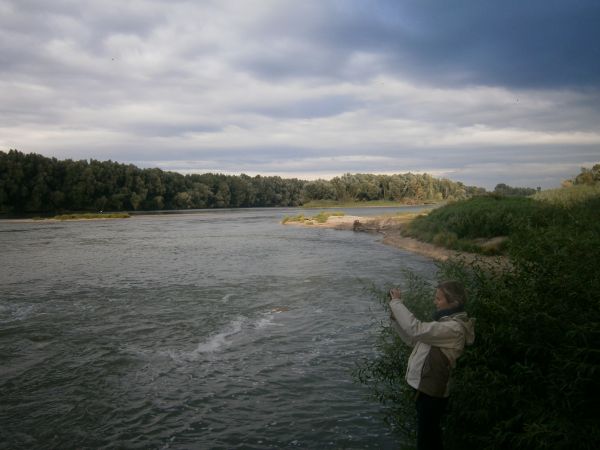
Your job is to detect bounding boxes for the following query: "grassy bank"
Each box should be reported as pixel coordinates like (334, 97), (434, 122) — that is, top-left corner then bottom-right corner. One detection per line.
(356, 190), (600, 449)
(403, 185), (600, 255)
(402, 196), (541, 254)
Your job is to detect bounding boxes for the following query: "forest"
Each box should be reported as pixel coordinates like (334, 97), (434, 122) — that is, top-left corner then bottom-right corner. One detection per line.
(0, 150), (480, 213)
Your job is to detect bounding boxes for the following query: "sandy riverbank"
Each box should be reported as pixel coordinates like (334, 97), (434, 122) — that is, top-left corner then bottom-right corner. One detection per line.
(284, 214), (509, 267)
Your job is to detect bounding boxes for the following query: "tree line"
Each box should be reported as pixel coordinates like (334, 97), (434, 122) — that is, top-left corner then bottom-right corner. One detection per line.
(1, 149), (480, 213)
(493, 183), (539, 197)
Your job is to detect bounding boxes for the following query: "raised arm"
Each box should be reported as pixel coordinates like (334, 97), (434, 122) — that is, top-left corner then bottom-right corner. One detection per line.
(389, 299), (462, 347)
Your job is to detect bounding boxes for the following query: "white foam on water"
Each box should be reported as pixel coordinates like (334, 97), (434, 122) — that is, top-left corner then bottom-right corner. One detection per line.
(221, 293), (233, 302)
(161, 310), (282, 363)
(146, 317), (247, 363)
(193, 317), (245, 354)
(254, 315), (276, 329)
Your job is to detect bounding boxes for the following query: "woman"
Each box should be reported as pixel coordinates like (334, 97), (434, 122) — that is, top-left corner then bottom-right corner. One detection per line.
(389, 281), (475, 450)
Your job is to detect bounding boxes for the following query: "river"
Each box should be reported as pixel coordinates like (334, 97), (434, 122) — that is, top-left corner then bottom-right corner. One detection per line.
(0, 206), (436, 449)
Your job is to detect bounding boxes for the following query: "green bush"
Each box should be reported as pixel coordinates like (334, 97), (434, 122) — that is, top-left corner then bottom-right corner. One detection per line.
(358, 196), (600, 449)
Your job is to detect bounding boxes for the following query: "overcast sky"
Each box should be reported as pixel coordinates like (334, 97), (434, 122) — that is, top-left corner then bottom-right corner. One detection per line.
(1, 0), (599, 189)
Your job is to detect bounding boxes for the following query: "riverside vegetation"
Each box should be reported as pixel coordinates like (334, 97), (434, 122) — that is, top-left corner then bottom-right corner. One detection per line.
(356, 166), (600, 450)
(282, 211), (345, 224)
(402, 166), (600, 256)
(1, 150), (479, 214)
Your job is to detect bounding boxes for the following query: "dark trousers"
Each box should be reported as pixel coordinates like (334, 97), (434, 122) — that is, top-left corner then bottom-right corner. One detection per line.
(416, 392), (449, 450)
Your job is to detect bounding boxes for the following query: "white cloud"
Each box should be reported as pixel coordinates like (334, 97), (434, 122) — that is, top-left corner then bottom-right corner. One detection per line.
(1, 0), (599, 190)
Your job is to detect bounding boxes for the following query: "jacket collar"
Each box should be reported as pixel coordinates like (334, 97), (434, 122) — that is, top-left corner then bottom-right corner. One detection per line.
(433, 304), (465, 321)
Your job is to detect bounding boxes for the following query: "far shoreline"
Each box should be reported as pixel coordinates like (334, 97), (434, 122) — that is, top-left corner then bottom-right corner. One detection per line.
(0, 202), (439, 223)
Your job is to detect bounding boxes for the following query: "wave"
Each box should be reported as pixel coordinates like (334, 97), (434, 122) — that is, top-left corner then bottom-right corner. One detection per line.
(0, 304), (35, 323)
(159, 311), (283, 363)
(194, 316), (245, 354)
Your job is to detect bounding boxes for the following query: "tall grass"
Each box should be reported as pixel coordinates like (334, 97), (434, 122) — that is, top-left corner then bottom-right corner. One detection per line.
(533, 184), (600, 206)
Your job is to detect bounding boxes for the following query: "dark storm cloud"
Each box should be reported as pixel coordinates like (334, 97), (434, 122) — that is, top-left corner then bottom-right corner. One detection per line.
(235, 0), (600, 88)
(390, 0), (600, 88)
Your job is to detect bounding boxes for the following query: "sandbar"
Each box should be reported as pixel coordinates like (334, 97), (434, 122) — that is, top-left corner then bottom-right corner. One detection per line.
(284, 214), (509, 268)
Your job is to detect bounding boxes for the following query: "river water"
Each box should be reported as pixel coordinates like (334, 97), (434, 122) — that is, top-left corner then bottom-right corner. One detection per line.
(0, 207), (436, 449)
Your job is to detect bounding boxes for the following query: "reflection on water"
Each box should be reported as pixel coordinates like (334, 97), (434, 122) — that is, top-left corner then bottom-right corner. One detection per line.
(0, 207), (435, 449)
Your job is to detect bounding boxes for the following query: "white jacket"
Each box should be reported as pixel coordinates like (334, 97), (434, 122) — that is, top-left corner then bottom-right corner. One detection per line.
(390, 299), (475, 398)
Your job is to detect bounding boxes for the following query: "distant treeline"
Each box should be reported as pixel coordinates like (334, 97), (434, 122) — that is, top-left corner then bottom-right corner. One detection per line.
(491, 165), (600, 197)
(493, 183), (539, 197)
(0, 150), (484, 213)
